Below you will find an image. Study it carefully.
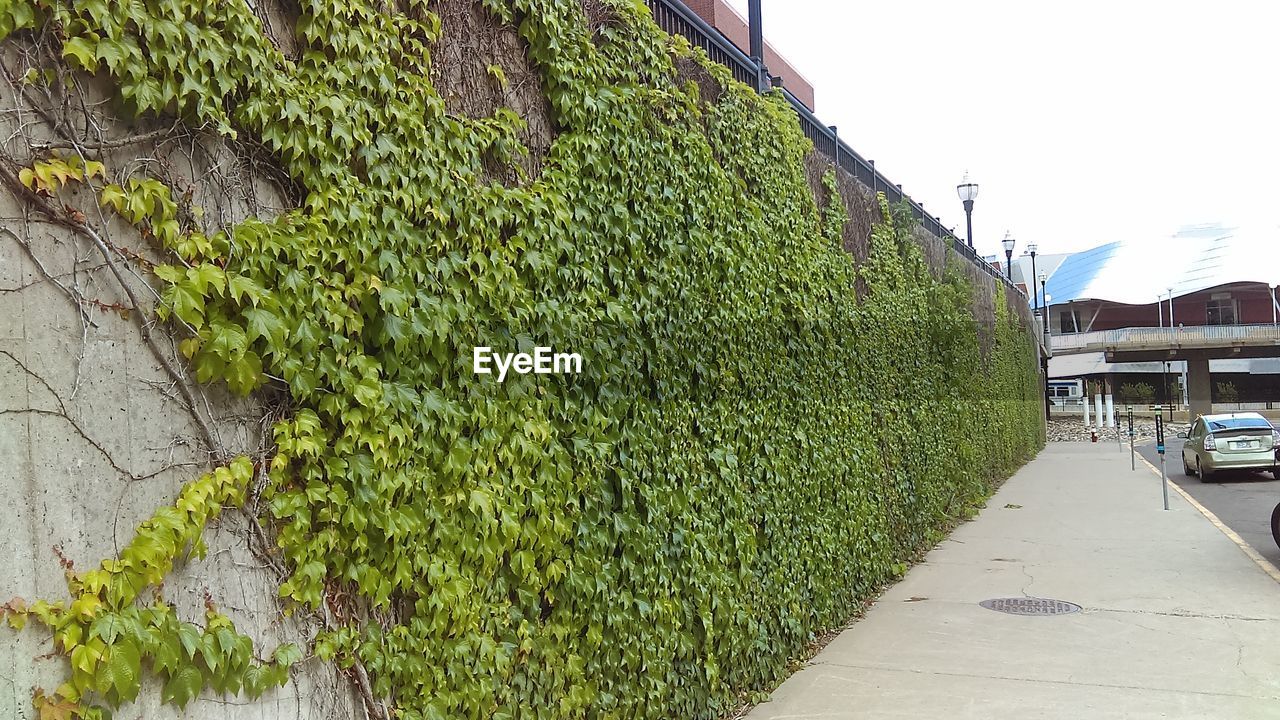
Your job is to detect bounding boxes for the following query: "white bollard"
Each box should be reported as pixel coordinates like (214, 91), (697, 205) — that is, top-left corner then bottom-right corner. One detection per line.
(1094, 394), (1104, 431)
(1083, 397), (1090, 427)
(1104, 394), (1115, 427)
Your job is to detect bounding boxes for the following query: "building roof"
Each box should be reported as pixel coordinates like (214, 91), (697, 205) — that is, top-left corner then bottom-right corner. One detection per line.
(1006, 252), (1070, 294)
(1038, 224), (1280, 308)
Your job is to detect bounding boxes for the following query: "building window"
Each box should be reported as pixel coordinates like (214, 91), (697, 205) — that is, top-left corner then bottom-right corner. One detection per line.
(1206, 297), (1237, 326)
(1058, 308), (1081, 333)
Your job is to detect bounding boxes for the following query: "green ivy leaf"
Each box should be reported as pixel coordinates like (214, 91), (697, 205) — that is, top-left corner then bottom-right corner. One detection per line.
(224, 352), (264, 395)
(162, 282), (205, 329)
(97, 640), (141, 701)
(241, 663), (268, 698)
(206, 322), (247, 360)
(243, 308), (285, 348)
(161, 664), (202, 708)
(187, 264), (226, 296)
(272, 643), (302, 667)
(62, 36), (99, 70)
(175, 623), (201, 660)
(228, 274), (263, 305)
(151, 632), (182, 675)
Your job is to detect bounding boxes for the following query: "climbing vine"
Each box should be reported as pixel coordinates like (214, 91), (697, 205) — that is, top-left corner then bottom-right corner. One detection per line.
(2, 458), (299, 719)
(1, 0), (1043, 718)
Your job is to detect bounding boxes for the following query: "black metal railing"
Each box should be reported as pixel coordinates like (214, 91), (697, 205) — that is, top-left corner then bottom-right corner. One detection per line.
(646, 0), (758, 87)
(643, 0), (1019, 294)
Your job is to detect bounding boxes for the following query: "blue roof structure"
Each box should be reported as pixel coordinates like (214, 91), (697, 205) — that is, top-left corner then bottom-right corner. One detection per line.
(1038, 224), (1280, 307)
(1037, 242), (1120, 308)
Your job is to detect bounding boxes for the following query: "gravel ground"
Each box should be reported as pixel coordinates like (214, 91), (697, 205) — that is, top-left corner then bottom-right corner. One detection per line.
(1047, 418), (1190, 443)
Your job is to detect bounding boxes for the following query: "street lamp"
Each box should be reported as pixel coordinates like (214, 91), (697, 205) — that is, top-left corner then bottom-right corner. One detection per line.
(1002, 231), (1016, 282)
(748, 0), (766, 92)
(1043, 291), (1052, 337)
(956, 173), (978, 249)
(1163, 360), (1171, 419)
(1038, 272), (1048, 327)
(1030, 258), (1049, 422)
(1027, 242), (1039, 314)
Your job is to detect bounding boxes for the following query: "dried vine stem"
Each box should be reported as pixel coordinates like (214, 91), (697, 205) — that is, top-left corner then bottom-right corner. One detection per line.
(28, 123), (182, 151)
(0, 224), (98, 328)
(242, 523), (388, 720)
(0, 159), (224, 461)
(237, 422), (389, 720)
(4, 40), (385, 720)
(242, 508), (389, 720)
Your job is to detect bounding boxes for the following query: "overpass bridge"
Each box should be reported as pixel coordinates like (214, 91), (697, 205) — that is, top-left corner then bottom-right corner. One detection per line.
(1049, 324), (1280, 417)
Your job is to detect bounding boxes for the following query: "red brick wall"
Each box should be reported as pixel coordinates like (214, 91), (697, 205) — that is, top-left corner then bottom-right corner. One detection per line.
(1055, 283), (1277, 332)
(685, 0), (715, 17)
(684, 0), (816, 110)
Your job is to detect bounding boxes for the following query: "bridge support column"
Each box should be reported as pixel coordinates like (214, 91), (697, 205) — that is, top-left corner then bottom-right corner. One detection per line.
(1188, 358), (1211, 420)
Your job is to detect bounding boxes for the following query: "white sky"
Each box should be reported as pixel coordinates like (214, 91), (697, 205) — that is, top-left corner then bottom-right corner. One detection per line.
(722, 0), (1280, 258)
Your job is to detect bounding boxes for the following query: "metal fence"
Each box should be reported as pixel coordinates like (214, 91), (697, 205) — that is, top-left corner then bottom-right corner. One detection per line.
(643, 0), (1019, 294)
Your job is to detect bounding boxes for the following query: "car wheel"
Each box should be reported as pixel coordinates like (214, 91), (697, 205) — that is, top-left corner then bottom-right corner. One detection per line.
(1272, 502), (1280, 551)
(1183, 453), (1196, 476)
(1199, 458), (1215, 483)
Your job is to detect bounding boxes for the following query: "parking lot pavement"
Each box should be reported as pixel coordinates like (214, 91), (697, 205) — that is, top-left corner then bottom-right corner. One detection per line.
(1136, 438), (1280, 569)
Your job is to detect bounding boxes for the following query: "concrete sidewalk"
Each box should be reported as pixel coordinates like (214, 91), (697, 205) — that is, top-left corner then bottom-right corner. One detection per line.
(746, 442), (1280, 719)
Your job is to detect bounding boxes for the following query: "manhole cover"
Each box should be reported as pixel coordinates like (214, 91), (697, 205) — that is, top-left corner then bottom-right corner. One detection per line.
(979, 597), (1081, 616)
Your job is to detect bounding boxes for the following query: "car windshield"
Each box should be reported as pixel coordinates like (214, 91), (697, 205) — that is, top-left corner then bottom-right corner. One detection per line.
(1205, 417), (1273, 431)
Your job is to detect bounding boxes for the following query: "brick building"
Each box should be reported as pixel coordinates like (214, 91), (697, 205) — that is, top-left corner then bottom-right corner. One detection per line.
(1032, 226), (1280, 409)
(683, 0), (816, 110)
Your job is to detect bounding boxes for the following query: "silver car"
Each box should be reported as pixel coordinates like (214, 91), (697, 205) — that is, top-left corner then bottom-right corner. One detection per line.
(1180, 412), (1279, 482)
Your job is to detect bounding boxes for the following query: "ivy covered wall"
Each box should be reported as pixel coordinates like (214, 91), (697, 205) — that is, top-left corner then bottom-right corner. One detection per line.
(0, 1), (1044, 719)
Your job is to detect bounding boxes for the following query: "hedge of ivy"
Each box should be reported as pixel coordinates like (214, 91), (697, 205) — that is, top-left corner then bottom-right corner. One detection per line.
(1, 0), (1044, 718)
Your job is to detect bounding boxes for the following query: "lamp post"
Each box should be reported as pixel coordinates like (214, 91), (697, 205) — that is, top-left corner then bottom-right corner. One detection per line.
(1163, 360), (1171, 420)
(1043, 288), (1053, 419)
(1027, 250), (1047, 421)
(747, 0), (766, 93)
(1027, 242), (1039, 315)
(1039, 273), (1049, 326)
(1002, 231), (1016, 282)
(956, 173), (978, 249)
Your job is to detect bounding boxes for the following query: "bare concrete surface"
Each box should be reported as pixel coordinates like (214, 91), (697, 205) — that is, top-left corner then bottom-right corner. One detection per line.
(0, 49), (357, 717)
(746, 442), (1280, 720)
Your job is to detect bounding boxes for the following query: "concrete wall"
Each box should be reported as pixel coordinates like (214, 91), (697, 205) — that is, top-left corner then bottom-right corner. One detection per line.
(0, 44), (356, 719)
(803, 149), (1035, 345)
(0, 5), (1029, 718)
